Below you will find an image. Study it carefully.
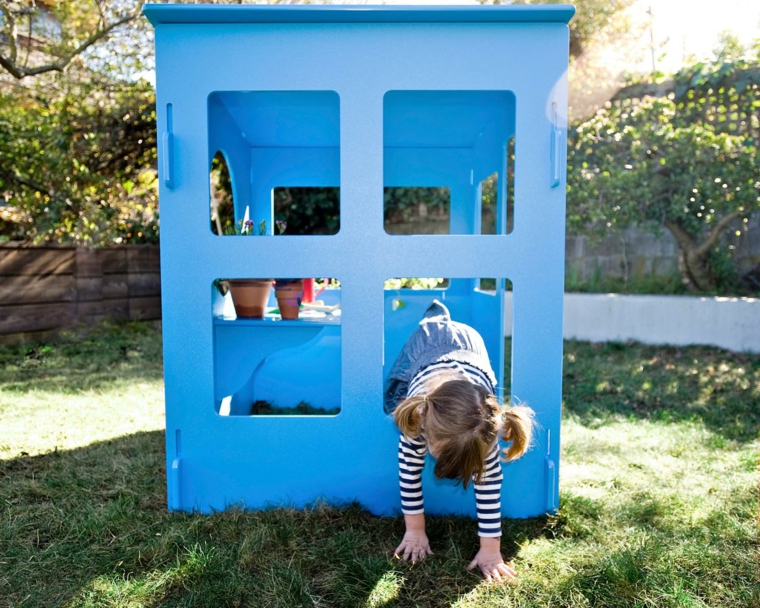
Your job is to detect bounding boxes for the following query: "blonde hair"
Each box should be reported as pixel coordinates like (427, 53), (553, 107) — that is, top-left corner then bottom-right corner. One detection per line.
(393, 377), (535, 488)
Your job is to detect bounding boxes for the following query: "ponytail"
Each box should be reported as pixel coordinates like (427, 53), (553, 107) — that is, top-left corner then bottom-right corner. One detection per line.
(500, 405), (535, 461)
(393, 395), (427, 438)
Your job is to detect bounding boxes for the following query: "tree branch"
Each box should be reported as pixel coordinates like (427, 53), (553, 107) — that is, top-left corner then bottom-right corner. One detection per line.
(0, 5), (18, 65)
(695, 210), (745, 258)
(663, 220), (697, 253)
(0, 0), (146, 79)
(0, 165), (52, 198)
(665, 209), (747, 261)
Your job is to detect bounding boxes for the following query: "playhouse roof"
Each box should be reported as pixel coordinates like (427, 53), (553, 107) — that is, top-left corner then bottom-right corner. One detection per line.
(142, 3), (575, 26)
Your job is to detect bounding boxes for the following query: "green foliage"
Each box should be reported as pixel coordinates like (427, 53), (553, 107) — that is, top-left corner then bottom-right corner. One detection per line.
(384, 277), (447, 290)
(0, 1), (149, 80)
(209, 151), (235, 236)
(568, 97), (758, 236)
(565, 266), (687, 295)
(384, 187), (450, 225)
(273, 186), (340, 235)
(0, 1), (161, 244)
(0, 78), (159, 245)
(568, 42), (760, 292)
(250, 400), (340, 416)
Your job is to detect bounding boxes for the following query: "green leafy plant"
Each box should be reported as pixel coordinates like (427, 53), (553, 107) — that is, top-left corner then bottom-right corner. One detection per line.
(250, 400), (339, 416)
(567, 43), (760, 294)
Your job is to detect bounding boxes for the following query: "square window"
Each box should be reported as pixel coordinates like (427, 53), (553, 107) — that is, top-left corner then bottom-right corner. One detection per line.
(212, 278), (342, 416)
(383, 278), (512, 413)
(383, 91), (516, 235)
(208, 91), (340, 236)
(273, 187), (339, 235)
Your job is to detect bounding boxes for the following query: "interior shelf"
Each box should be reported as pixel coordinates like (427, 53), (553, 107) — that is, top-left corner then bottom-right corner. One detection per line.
(213, 314), (341, 327)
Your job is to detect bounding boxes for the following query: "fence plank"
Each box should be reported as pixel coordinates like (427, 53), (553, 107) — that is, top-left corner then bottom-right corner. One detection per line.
(76, 249), (103, 278)
(0, 245), (162, 338)
(0, 303), (74, 333)
(0, 249), (76, 276)
(129, 296), (162, 320)
(76, 277), (103, 302)
(128, 273), (161, 297)
(103, 274), (129, 299)
(0, 275), (75, 306)
(127, 247), (160, 273)
(77, 298), (130, 322)
(101, 249), (128, 274)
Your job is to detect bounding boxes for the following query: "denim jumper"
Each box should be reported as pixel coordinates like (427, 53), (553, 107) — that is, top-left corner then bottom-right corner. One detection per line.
(383, 299), (497, 414)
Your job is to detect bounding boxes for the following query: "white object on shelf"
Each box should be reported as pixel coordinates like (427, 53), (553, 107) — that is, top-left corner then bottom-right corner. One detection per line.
(219, 395), (232, 416)
(298, 309), (328, 320)
(302, 302), (341, 313)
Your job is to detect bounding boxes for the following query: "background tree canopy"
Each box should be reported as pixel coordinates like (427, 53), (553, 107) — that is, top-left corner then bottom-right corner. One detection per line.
(567, 37), (760, 293)
(0, 0), (157, 244)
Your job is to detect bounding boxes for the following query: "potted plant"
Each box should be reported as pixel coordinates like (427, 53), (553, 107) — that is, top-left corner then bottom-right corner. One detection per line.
(226, 278), (273, 318)
(274, 278), (304, 320)
(220, 208), (274, 319)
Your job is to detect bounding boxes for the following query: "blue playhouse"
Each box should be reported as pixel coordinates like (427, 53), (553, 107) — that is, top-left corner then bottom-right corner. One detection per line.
(144, 3), (573, 519)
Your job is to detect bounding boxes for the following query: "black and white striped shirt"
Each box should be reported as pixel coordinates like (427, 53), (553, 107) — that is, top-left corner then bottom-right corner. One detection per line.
(398, 361), (504, 538)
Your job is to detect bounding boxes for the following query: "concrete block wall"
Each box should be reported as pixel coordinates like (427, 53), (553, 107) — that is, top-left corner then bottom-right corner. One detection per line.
(566, 216), (760, 281)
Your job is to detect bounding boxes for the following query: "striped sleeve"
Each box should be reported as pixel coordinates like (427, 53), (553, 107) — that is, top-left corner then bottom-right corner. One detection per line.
(398, 433), (427, 515)
(474, 443), (503, 537)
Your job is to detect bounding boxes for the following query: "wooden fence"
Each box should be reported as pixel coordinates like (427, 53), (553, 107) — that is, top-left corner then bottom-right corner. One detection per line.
(0, 245), (161, 343)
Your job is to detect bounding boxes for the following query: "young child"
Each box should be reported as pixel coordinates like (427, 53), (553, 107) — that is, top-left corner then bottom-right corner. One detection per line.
(384, 299), (535, 584)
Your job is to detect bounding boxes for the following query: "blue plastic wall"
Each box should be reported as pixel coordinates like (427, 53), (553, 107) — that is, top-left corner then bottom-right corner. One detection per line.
(145, 4), (572, 519)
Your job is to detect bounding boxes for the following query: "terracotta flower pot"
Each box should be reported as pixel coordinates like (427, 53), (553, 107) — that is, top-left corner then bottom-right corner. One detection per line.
(275, 279), (304, 320)
(227, 279), (273, 318)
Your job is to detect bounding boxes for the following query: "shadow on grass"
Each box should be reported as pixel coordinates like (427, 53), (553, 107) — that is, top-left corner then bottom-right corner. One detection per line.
(558, 340), (760, 443)
(0, 321), (163, 393)
(0, 431), (555, 608)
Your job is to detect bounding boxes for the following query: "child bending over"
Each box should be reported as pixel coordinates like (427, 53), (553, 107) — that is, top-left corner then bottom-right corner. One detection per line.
(384, 300), (535, 583)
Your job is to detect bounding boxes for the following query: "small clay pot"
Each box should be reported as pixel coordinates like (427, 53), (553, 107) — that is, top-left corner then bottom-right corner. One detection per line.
(275, 279), (304, 320)
(227, 279), (273, 318)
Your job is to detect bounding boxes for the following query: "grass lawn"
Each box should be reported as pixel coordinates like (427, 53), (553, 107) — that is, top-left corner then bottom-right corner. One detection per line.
(0, 322), (758, 607)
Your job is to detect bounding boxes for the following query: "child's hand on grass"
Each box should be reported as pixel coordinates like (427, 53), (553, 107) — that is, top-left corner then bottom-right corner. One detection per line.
(467, 547), (517, 584)
(394, 529), (433, 563)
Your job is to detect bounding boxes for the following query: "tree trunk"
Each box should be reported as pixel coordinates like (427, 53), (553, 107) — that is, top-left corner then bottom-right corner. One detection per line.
(740, 263), (760, 292)
(664, 213), (744, 292)
(676, 247), (716, 292)
(665, 221), (717, 292)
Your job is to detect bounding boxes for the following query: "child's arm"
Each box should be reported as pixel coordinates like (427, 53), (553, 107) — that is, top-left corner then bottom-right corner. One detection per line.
(394, 434), (432, 562)
(394, 512), (433, 562)
(467, 444), (517, 583)
(467, 536), (517, 583)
